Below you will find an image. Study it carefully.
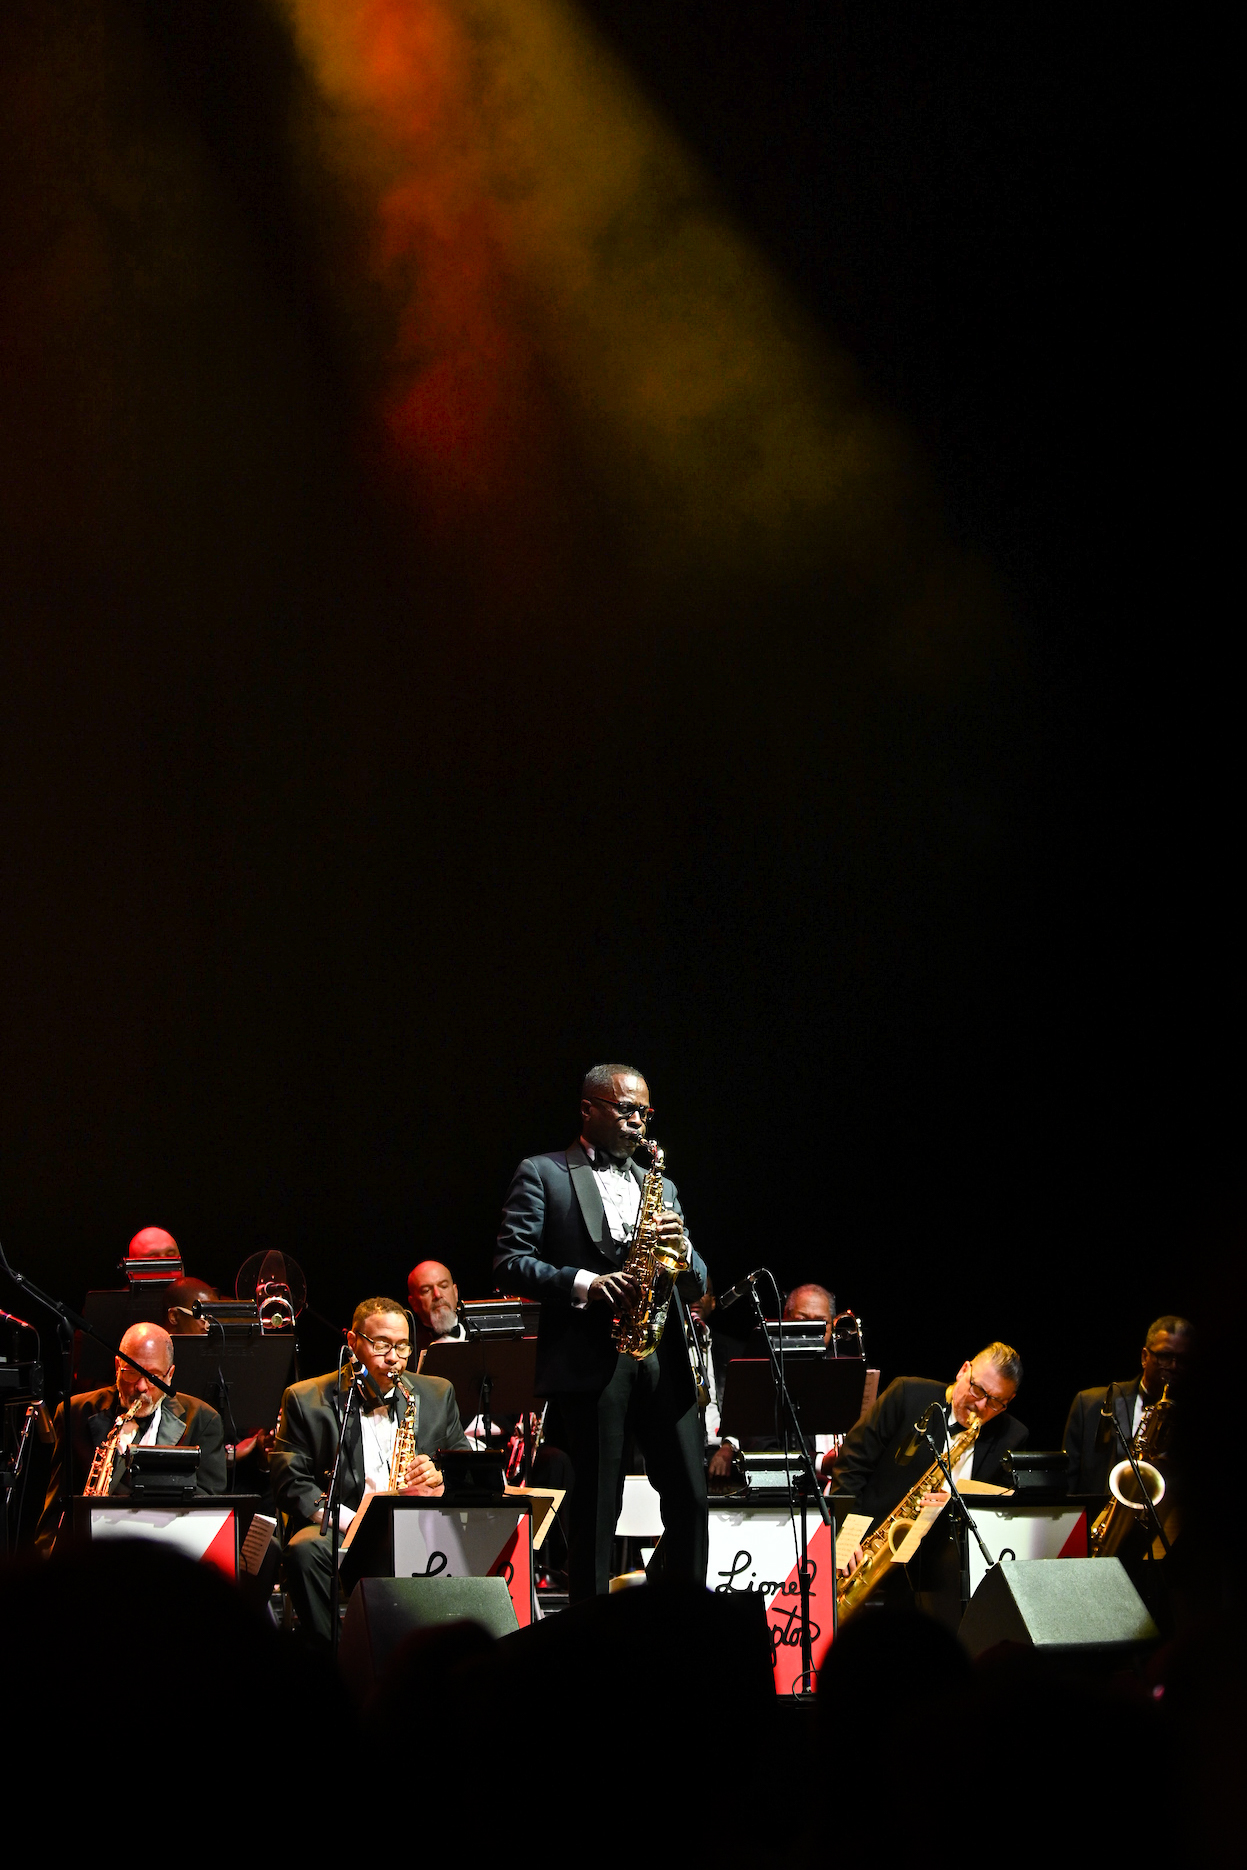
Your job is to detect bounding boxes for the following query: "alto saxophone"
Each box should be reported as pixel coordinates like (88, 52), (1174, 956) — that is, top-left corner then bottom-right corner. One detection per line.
(84, 1396), (146, 1497)
(611, 1137), (688, 1363)
(837, 1415), (982, 1621)
(387, 1376), (419, 1491)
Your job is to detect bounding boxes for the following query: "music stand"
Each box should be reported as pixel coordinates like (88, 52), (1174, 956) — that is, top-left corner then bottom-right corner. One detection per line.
(719, 1359), (867, 1454)
(165, 1333), (296, 1445)
(420, 1338), (542, 1481)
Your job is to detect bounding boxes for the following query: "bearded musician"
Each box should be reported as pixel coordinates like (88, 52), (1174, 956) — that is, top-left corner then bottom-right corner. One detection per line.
(37, 1321), (227, 1554)
(270, 1296), (470, 1646)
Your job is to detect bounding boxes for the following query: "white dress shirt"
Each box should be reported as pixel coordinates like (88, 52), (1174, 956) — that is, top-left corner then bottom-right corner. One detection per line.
(113, 1401), (163, 1454)
(571, 1138), (642, 1307)
(358, 1395), (398, 1492)
(943, 1406), (976, 1483)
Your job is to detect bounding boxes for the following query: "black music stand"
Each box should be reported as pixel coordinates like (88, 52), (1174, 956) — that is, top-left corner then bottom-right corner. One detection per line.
(165, 1332), (296, 1446)
(76, 1287), (181, 1390)
(420, 1337), (542, 1481)
(719, 1358), (867, 1457)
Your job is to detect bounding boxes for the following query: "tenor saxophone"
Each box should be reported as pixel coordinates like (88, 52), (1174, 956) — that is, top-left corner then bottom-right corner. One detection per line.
(837, 1416), (982, 1621)
(84, 1395), (146, 1497)
(611, 1137), (688, 1362)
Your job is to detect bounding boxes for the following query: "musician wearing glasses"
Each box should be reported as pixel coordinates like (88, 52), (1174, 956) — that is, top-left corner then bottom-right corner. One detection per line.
(832, 1344), (1027, 1536)
(270, 1297), (471, 1646)
(1063, 1314), (1191, 1497)
(494, 1063), (709, 1601)
(36, 1322), (228, 1554)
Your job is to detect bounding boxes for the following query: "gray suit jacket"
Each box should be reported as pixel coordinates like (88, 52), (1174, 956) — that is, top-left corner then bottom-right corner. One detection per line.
(37, 1385), (227, 1553)
(493, 1141), (707, 1396)
(270, 1366), (471, 1534)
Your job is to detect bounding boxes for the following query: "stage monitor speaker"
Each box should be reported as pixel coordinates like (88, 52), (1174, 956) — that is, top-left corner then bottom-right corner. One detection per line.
(959, 1558), (1158, 1659)
(339, 1576), (519, 1700)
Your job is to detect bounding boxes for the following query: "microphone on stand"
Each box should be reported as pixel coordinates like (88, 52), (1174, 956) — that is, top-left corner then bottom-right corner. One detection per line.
(717, 1271), (765, 1312)
(895, 1401), (944, 1463)
(1100, 1381), (1117, 1445)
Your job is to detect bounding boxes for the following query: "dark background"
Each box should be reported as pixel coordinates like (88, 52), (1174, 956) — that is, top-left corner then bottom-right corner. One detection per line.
(1, 3), (1213, 1454)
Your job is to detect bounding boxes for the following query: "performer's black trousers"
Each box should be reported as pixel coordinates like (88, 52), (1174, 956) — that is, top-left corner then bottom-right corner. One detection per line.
(282, 1523), (338, 1645)
(555, 1350), (708, 1600)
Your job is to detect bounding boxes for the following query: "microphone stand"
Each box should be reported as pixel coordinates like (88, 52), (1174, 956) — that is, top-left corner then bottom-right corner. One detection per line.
(742, 1272), (833, 1700)
(0, 1237), (176, 1544)
(1100, 1383), (1171, 1557)
(320, 1347), (360, 1659)
(457, 1302), (494, 1449)
(921, 1416), (1002, 1610)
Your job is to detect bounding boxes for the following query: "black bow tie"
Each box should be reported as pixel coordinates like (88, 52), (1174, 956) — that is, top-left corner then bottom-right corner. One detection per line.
(595, 1153), (633, 1177)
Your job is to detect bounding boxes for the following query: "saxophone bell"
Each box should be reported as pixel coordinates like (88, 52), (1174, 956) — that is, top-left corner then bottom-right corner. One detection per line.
(1107, 1458), (1166, 1513)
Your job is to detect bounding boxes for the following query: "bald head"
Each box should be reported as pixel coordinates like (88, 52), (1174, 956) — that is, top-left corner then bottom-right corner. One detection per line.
(165, 1278), (219, 1335)
(116, 1323), (175, 1416)
(128, 1227), (179, 1261)
(407, 1260), (459, 1335)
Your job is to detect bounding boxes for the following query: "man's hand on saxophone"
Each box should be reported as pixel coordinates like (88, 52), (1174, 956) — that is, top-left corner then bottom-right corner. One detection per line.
(588, 1270), (642, 1305)
(396, 1451), (444, 1495)
(654, 1208), (686, 1253)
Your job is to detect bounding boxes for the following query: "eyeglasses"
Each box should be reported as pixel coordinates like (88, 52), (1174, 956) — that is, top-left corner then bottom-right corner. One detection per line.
(966, 1375), (1012, 1414)
(356, 1332), (411, 1357)
(588, 1097), (655, 1121)
(1146, 1348), (1189, 1368)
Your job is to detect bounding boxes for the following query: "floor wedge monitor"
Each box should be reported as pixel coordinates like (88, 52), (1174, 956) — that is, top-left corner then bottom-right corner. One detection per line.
(959, 1557), (1158, 1659)
(338, 1574), (519, 1700)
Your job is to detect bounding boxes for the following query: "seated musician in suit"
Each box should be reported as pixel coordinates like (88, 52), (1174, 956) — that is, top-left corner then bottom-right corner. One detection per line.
(36, 1322), (227, 1554)
(831, 1344), (1027, 1592)
(1063, 1314), (1191, 1496)
(270, 1296), (471, 1646)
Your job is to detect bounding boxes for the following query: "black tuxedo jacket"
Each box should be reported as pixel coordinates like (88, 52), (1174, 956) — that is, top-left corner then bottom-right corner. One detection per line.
(37, 1384), (227, 1553)
(831, 1376), (1028, 1531)
(1063, 1377), (1141, 1496)
(493, 1141), (708, 1398)
(270, 1366), (471, 1535)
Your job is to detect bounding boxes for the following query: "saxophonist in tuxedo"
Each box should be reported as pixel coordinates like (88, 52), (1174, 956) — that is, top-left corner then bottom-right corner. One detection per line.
(270, 1296), (471, 1646)
(494, 1063), (709, 1601)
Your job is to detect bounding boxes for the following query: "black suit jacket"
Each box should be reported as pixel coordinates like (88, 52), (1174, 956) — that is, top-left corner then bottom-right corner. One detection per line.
(831, 1376), (1028, 1531)
(37, 1385), (227, 1553)
(493, 1141), (708, 1397)
(1063, 1377), (1140, 1495)
(270, 1367), (471, 1535)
